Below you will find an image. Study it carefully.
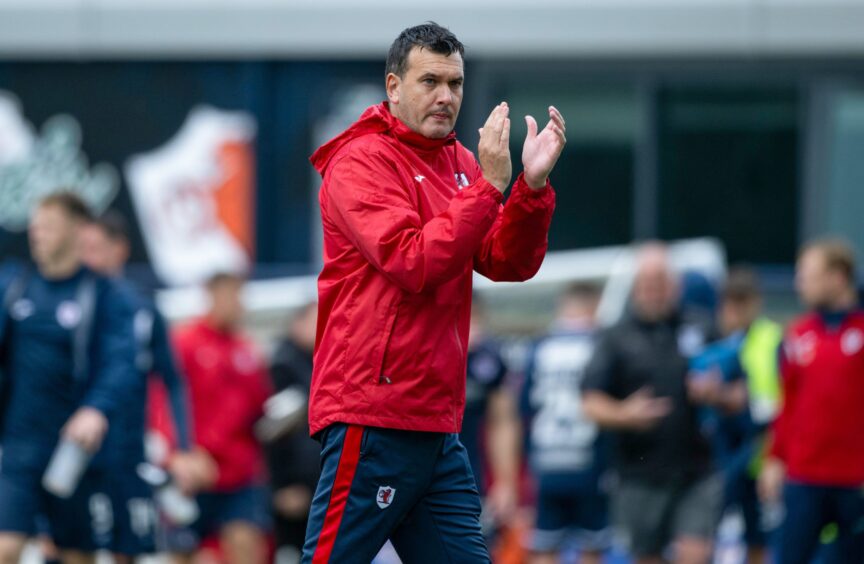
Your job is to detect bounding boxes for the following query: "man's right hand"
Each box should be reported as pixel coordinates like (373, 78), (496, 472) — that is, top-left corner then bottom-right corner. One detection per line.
(274, 485), (313, 519)
(169, 448), (219, 496)
(478, 102), (512, 193)
(62, 407), (109, 453)
(620, 387), (673, 431)
(758, 457), (785, 503)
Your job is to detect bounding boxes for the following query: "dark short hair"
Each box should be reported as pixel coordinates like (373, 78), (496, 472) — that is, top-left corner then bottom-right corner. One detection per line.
(562, 281), (603, 303)
(91, 210), (130, 244)
(205, 271), (245, 290)
(722, 267), (761, 303)
(386, 22), (464, 78)
(38, 192), (93, 222)
(801, 238), (857, 283)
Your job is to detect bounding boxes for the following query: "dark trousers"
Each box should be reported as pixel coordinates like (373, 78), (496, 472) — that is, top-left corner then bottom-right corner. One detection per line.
(301, 424), (490, 563)
(776, 481), (864, 564)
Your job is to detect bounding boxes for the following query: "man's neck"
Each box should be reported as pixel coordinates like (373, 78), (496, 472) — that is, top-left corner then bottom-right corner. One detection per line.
(825, 289), (858, 312)
(106, 265), (125, 279)
(206, 315), (236, 334)
(39, 254), (81, 280)
(554, 315), (595, 331)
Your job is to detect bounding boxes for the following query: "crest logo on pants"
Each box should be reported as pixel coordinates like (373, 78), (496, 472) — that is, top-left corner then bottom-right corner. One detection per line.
(376, 486), (395, 509)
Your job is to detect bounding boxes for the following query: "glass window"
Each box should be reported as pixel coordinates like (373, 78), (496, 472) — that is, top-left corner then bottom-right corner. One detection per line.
(657, 86), (800, 263)
(498, 82), (640, 250)
(820, 88), (864, 262)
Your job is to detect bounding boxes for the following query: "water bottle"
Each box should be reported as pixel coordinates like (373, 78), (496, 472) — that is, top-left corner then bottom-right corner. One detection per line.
(137, 462), (199, 526)
(42, 439), (92, 498)
(255, 386), (308, 443)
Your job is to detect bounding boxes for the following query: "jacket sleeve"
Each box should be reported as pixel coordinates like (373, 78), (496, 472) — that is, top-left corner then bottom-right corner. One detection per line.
(324, 150), (504, 293)
(473, 169), (556, 282)
(82, 282), (138, 419)
(768, 339), (797, 462)
(150, 308), (193, 451)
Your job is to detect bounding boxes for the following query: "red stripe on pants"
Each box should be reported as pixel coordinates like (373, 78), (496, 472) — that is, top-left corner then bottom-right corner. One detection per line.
(312, 425), (364, 564)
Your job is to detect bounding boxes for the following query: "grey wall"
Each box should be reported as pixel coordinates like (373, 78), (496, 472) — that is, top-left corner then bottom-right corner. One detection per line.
(2, 0), (864, 59)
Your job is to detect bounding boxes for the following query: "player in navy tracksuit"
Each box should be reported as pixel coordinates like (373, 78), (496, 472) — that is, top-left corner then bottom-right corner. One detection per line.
(0, 193), (138, 563)
(79, 212), (199, 563)
(521, 283), (610, 564)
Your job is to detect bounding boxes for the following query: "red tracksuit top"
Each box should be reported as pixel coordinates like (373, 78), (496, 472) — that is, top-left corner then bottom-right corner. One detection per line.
(172, 319), (271, 491)
(308, 102), (556, 436)
(771, 310), (864, 486)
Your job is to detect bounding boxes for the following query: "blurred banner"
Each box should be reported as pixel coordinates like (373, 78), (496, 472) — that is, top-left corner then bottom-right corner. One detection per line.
(125, 106), (256, 287)
(0, 90), (119, 233)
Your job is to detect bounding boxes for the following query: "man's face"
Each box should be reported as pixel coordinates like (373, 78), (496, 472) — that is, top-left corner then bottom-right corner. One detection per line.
(720, 297), (759, 335)
(796, 249), (838, 309)
(29, 204), (77, 268)
(386, 47), (464, 139)
(631, 265), (676, 322)
(80, 225), (127, 276)
(208, 277), (245, 329)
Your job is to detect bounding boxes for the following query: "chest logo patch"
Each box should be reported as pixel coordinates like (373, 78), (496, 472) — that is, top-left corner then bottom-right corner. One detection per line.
(233, 349), (258, 374)
(455, 172), (470, 189)
(841, 328), (864, 356)
(376, 486), (396, 509)
(414, 175), (425, 183)
(471, 353), (499, 383)
(677, 325), (706, 358)
(792, 331), (818, 366)
(10, 299), (34, 321)
(56, 301), (82, 329)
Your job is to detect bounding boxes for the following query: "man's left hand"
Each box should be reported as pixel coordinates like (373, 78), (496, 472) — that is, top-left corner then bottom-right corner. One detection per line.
(687, 370), (723, 406)
(522, 106), (566, 189)
(485, 481), (518, 524)
(62, 407), (109, 453)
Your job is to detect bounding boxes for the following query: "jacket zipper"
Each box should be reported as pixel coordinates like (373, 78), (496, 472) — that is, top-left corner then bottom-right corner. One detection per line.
(378, 300), (400, 385)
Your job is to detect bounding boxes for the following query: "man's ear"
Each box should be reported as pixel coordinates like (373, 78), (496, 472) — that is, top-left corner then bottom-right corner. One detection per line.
(385, 73), (400, 105)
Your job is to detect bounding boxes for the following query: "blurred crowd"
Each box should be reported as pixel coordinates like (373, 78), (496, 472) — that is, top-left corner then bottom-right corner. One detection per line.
(0, 192), (862, 564)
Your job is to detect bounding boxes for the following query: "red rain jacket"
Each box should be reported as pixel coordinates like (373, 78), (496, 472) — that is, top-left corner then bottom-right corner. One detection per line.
(172, 319), (271, 491)
(308, 102), (555, 436)
(771, 311), (864, 486)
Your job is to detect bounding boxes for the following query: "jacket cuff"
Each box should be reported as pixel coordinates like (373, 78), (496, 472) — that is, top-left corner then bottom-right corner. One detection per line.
(81, 398), (113, 420)
(472, 177), (505, 204)
(516, 173), (552, 196)
(511, 173), (556, 207)
(767, 434), (785, 462)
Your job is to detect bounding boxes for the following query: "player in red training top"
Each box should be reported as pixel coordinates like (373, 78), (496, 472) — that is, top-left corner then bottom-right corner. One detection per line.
(759, 239), (864, 564)
(168, 273), (272, 564)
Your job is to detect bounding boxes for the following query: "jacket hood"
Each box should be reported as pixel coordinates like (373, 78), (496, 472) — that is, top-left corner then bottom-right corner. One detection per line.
(310, 101), (456, 175)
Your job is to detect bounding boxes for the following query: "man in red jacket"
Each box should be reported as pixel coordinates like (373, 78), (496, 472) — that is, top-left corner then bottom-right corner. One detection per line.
(169, 273), (272, 564)
(759, 239), (864, 564)
(302, 22), (562, 563)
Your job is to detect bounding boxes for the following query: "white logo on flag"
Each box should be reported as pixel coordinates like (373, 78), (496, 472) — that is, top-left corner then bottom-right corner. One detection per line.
(0, 90), (119, 233)
(125, 106), (256, 286)
(376, 486), (395, 509)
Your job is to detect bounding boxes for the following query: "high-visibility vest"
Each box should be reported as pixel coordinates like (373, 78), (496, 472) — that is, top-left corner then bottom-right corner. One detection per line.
(740, 317), (783, 476)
